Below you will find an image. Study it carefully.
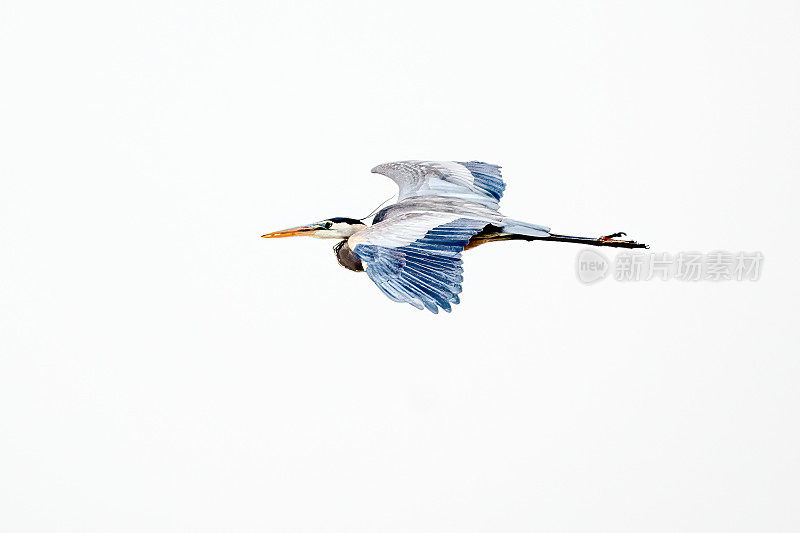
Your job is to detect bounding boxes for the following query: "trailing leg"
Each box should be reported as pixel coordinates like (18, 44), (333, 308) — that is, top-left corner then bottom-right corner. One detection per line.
(465, 225), (648, 250)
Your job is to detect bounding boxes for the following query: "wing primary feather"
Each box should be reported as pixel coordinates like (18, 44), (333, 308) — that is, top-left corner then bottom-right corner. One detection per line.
(353, 208), (488, 312)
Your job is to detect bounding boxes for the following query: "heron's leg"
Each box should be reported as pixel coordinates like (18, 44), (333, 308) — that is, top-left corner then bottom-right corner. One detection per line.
(544, 232), (649, 249)
(466, 229), (649, 250)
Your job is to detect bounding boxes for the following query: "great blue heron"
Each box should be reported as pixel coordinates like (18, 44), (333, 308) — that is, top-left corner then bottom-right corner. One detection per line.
(262, 161), (648, 313)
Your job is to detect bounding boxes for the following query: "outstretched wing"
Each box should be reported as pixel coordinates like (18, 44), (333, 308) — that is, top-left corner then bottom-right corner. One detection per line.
(352, 217), (484, 313)
(371, 160), (506, 209)
(349, 201), (502, 313)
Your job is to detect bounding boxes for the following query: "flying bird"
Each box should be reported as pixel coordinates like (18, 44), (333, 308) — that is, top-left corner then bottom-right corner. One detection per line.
(262, 161), (648, 313)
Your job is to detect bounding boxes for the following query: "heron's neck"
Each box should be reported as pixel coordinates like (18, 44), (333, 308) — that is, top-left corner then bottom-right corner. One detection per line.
(333, 240), (363, 272)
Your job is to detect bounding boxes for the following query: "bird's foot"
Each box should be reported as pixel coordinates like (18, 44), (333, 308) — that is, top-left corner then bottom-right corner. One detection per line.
(600, 232), (626, 241)
(598, 231), (649, 249)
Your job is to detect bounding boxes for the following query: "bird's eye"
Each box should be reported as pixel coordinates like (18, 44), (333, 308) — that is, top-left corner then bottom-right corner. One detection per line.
(324, 221), (333, 229)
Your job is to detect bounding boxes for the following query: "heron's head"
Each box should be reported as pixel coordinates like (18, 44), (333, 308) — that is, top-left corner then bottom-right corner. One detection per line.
(261, 217), (366, 240)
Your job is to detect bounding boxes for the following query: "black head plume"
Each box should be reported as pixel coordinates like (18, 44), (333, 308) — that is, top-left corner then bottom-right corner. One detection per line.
(327, 217), (364, 225)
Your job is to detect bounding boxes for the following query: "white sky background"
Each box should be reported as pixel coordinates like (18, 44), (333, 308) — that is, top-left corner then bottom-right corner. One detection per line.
(1, 1), (798, 531)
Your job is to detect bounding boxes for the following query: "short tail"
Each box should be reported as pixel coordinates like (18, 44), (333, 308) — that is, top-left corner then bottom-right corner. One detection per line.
(501, 219), (551, 238)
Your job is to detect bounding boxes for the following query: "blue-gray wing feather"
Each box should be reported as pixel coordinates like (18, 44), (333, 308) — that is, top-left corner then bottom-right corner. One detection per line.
(353, 218), (486, 313)
(371, 160), (507, 209)
(457, 161), (505, 202)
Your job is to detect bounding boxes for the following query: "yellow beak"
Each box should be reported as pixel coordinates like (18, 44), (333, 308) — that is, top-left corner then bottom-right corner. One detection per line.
(261, 225), (318, 238)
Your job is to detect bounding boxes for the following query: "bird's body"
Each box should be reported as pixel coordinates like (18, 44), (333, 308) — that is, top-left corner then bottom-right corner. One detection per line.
(263, 160), (648, 313)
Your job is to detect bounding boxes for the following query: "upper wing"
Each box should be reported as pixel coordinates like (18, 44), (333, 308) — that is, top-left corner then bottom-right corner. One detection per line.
(371, 160), (506, 209)
(349, 202), (502, 313)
